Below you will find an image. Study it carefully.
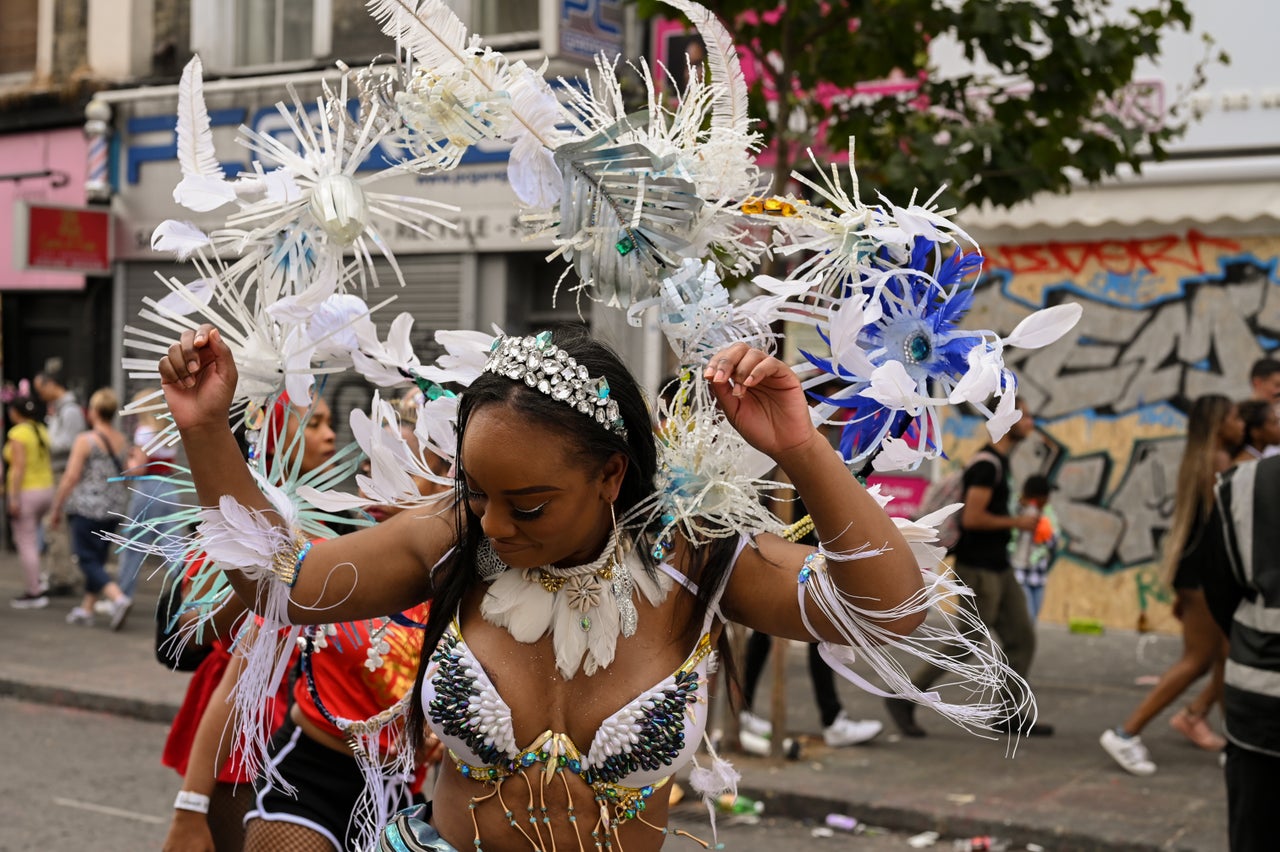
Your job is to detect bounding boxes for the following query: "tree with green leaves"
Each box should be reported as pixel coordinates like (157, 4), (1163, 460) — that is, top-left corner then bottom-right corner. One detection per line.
(635, 0), (1221, 210)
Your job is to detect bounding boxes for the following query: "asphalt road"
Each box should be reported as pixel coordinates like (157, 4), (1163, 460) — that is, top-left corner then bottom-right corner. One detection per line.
(0, 696), (952, 852)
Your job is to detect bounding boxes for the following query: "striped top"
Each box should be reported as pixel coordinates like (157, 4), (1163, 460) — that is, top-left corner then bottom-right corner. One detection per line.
(1206, 456), (1280, 757)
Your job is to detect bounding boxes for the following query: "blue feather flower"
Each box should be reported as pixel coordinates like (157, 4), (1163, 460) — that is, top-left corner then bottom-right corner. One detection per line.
(800, 239), (988, 468)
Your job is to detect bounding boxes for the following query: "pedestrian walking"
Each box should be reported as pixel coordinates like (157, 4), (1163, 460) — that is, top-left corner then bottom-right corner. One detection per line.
(1202, 454), (1280, 852)
(1232, 398), (1280, 463)
(1247, 356), (1280, 406)
(740, 631), (883, 749)
(1010, 474), (1060, 620)
(5, 395), (55, 608)
(1099, 394), (1241, 776)
(47, 388), (133, 630)
(115, 389), (183, 599)
(886, 399), (1053, 738)
(34, 362), (87, 595)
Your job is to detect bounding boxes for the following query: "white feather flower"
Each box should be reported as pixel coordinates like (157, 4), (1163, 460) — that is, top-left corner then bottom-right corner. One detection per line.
(351, 312), (424, 388)
(298, 392), (452, 512)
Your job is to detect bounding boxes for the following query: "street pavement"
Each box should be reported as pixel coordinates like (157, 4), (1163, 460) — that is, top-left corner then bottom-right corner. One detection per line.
(0, 553), (1229, 851)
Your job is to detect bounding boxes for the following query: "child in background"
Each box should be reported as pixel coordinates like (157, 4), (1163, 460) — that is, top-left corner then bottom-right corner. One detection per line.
(1010, 474), (1060, 619)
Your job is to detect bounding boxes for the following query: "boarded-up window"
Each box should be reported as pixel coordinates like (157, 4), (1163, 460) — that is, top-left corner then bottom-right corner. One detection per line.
(0, 0), (39, 76)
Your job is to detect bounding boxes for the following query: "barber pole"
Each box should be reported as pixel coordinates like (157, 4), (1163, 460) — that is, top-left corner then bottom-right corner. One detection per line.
(84, 99), (112, 202)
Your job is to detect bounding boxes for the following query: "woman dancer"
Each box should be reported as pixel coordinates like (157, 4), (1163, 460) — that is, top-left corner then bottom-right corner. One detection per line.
(1100, 394), (1243, 775)
(6, 395), (55, 609)
(161, 394), (338, 852)
(48, 388), (133, 629)
(157, 323), (932, 851)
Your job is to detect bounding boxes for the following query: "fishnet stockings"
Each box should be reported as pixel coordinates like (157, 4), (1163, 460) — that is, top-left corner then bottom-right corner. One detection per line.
(208, 782), (252, 852)
(243, 816), (338, 852)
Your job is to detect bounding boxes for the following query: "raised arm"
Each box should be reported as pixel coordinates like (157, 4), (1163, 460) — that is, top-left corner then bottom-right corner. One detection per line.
(157, 324), (453, 623)
(704, 343), (925, 639)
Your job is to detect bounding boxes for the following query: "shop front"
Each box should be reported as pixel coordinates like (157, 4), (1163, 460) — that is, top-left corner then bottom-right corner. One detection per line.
(0, 127), (112, 397)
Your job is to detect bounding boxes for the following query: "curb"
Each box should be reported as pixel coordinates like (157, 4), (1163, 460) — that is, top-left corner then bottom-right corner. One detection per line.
(0, 678), (178, 725)
(738, 784), (1178, 852)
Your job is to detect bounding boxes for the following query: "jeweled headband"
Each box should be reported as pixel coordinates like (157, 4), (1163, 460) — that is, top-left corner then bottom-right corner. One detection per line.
(483, 332), (628, 438)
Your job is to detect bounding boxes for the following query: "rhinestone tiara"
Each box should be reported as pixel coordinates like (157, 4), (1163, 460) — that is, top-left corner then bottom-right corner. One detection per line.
(483, 332), (628, 438)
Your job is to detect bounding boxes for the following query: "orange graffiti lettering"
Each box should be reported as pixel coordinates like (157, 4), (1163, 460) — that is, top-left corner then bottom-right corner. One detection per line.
(988, 230), (1242, 279)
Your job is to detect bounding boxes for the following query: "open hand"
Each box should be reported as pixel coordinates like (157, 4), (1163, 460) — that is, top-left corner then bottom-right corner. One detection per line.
(704, 343), (818, 458)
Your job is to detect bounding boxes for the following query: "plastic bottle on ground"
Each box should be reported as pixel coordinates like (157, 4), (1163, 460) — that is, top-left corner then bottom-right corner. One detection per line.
(715, 794), (764, 815)
(824, 813), (859, 831)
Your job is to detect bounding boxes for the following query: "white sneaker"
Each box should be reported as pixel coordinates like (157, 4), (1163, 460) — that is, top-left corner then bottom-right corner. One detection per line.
(109, 596), (133, 631)
(739, 729), (771, 756)
(739, 710), (772, 739)
(1100, 729), (1156, 776)
(823, 712), (883, 747)
(66, 607), (95, 627)
(93, 599), (114, 616)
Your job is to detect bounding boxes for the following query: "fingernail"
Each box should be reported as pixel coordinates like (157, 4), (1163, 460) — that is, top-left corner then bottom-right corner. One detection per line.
(187, 360), (199, 373)
(184, 377), (195, 388)
(714, 370), (725, 382)
(195, 335), (205, 344)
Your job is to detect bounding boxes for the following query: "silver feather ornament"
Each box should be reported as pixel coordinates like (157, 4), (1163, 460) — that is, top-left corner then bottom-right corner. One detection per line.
(552, 112), (704, 309)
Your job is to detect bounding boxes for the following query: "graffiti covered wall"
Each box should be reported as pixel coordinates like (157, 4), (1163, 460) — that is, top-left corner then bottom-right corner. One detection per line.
(953, 229), (1280, 630)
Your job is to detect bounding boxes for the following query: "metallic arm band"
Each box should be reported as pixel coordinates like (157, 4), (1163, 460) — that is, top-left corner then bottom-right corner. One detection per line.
(271, 536), (313, 588)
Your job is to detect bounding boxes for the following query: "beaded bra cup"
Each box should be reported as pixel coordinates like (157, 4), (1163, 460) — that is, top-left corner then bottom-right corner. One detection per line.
(421, 559), (726, 843)
(425, 624), (714, 811)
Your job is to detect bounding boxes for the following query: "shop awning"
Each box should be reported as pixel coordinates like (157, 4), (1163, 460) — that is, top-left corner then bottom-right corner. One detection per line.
(956, 156), (1280, 239)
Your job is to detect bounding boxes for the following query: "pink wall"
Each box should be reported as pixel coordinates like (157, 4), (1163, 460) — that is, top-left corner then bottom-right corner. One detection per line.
(1, 127), (90, 291)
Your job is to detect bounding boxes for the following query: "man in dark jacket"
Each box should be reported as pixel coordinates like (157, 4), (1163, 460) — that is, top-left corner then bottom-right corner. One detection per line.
(1202, 455), (1280, 852)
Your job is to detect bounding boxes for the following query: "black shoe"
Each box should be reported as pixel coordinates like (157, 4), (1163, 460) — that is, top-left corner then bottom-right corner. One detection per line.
(994, 719), (1055, 737)
(885, 698), (927, 738)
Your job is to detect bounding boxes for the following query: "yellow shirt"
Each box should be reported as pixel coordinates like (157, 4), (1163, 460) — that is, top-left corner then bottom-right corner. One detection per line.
(4, 422), (55, 492)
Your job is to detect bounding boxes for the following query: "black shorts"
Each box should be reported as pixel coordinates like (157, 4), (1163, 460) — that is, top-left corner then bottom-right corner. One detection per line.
(247, 719), (418, 851)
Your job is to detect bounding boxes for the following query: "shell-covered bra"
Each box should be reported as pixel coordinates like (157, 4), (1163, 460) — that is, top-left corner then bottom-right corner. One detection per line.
(421, 549), (741, 847)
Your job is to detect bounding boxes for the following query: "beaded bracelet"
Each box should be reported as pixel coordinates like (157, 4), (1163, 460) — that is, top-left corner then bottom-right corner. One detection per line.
(782, 514), (814, 543)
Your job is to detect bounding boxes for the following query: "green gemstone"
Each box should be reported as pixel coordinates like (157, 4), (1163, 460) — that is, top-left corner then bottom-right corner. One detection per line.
(615, 235), (635, 256)
(535, 330), (552, 349)
(490, 337), (502, 351)
(597, 378), (611, 399)
(580, 616), (591, 630)
(906, 332), (931, 363)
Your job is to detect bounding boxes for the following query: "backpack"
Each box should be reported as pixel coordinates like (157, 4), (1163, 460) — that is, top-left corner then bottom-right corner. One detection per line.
(916, 450), (1001, 553)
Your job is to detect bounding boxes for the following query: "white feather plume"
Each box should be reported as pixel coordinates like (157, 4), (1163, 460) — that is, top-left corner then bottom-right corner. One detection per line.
(660, 0), (751, 138)
(151, 220), (212, 260)
(176, 56), (224, 179)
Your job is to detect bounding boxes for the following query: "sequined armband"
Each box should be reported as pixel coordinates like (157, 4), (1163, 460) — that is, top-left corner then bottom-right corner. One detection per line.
(271, 536), (312, 587)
